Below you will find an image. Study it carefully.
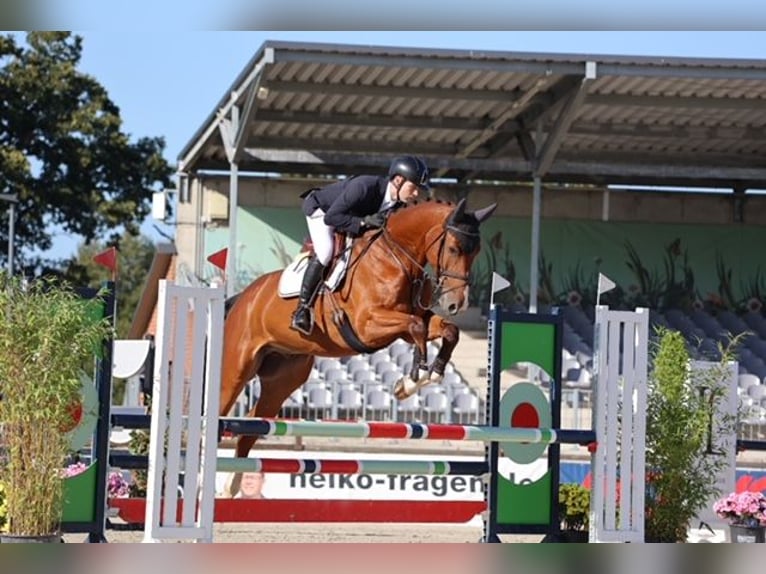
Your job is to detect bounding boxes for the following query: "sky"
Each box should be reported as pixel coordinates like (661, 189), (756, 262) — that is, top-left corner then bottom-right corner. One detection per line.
(37, 31), (766, 259)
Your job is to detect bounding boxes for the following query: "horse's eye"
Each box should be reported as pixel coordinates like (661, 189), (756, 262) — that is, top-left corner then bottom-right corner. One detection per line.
(448, 246), (460, 256)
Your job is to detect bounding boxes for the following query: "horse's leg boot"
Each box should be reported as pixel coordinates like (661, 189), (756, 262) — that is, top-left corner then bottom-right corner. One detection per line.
(290, 257), (325, 335)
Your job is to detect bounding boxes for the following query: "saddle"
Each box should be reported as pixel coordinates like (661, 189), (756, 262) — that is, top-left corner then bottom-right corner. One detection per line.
(277, 233), (351, 299)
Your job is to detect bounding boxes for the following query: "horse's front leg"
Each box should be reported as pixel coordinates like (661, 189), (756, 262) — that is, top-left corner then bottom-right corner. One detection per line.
(352, 308), (430, 398)
(394, 312), (459, 399)
(424, 311), (460, 380)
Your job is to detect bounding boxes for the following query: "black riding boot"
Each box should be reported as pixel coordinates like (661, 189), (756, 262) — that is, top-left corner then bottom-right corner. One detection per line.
(290, 257), (325, 335)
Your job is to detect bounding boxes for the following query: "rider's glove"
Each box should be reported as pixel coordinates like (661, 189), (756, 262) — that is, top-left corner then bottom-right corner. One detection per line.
(361, 213), (386, 229)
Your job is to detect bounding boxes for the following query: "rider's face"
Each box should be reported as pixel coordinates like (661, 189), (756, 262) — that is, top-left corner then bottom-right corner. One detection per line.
(397, 180), (421, 203)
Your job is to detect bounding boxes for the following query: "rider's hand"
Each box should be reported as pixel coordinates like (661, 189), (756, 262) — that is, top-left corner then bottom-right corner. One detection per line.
(362, 213), (386, 229)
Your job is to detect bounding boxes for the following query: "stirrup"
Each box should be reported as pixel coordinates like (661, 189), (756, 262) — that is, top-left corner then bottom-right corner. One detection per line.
(290, 306), (314, 336)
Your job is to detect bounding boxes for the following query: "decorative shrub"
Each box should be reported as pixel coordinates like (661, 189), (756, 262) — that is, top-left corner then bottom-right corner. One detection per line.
(559, 482), (590, 531)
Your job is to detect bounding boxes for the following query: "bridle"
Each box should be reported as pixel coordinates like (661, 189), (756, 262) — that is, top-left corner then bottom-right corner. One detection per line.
(378, 220), (477, 310)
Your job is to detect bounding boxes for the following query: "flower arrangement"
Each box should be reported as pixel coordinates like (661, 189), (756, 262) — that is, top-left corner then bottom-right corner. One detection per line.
(713, 491), (766, 528)
(62, 462), (130, 498)
(61, 462), (89, 479)
(107, 472), (130, 498)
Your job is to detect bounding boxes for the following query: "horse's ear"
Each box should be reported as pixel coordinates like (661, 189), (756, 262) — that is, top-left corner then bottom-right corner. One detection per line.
(473, 203), (497, 224)
(449, 198), (467, 224)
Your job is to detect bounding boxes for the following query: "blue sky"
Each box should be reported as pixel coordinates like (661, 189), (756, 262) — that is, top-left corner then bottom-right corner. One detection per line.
(46, 31), (766, 258)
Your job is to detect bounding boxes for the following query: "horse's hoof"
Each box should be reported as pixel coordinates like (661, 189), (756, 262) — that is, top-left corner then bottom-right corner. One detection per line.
(393, 377), (416, 400)
(429, 371), (444, 385)
(393, 374), (440, 400)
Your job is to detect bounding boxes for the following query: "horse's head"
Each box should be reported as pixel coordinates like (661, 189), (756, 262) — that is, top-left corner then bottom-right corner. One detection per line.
(432, 198), (497, 315)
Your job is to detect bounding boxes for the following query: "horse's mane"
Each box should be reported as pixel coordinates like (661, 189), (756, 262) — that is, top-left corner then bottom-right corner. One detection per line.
(387, 198), (482, 253)
(387, 197), (454, 222)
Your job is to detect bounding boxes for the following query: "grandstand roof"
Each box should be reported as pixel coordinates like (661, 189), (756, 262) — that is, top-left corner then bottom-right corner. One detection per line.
(178, 41), (766, 190)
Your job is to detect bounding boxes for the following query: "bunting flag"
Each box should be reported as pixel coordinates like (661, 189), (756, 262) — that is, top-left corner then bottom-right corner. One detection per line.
(491, 272), (511, 294)
(207, 247), (228, 272)
(93, 246), (118, 273)
(490, 272), (511, 309)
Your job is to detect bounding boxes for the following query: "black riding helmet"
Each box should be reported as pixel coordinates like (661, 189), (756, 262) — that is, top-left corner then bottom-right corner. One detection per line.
(388, 155), (430, 191)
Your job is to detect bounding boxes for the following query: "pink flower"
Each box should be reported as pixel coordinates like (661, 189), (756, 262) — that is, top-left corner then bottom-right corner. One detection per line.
(714, 491), (766, 527)
(567, 291), (582, 307)
(61, 461), (89, 478)
(107, 471), (130, 498)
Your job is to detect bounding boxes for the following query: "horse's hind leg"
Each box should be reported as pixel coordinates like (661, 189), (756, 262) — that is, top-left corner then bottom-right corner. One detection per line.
(226, 353), (314, 496)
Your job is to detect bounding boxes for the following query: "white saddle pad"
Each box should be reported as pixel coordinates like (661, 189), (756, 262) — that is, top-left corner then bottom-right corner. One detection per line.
(277, 240), (352, 299)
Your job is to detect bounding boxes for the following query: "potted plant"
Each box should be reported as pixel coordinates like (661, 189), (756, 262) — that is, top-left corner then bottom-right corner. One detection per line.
(643, 327), (740, 542)
(558, 482), (590, 542)
(0, 275), (112, 542)
(713, 491), (766, 543)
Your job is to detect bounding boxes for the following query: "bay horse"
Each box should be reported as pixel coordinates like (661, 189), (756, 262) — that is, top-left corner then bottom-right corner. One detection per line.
(220, 197), (496, 480)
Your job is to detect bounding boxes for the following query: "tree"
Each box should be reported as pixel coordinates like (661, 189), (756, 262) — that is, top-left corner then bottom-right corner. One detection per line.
(0, 32), (172, 273)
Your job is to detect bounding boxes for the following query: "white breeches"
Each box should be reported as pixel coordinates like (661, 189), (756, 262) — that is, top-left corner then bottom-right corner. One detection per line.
(306, 209), (334, 266)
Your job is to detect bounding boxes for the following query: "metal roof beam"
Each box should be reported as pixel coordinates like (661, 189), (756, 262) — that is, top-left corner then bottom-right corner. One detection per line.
(233, 71), (269, 163)
(243, 138), (455, 156)
(453, 77), (555, 160)
(273, 48), (587, 75)
(535, 62), (597, 177)
(458, 75), (587, 176)
(587, 93), (766, 111)
(597, 63), (766, 81)
(271, 43), (766, 81)
(567, 122), (766, 141)
(432, 75), (557, 178)
(178, 47), (274, 171)
(266, 80), (766, 110)
(234, 148), (766, 182)
(218, 115), (236, 163)
(264, 79), (523, 103)
(248, 109), (493, 131)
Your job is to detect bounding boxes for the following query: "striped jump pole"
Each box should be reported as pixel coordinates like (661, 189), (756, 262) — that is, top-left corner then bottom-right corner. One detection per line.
(216, 457), (488, 476)
(110, 452), (489, 476)
(221, 418), (595, 445)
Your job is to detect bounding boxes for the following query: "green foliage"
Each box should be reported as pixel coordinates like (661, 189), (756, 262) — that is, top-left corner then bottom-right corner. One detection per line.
(559, 482), (590, 531)
(0, 32), (172, 273)
(0, 274), (113, 535)
(0, 481), (7, 532)
(623, 238), (698, 310)
(468, 231), (525, 312)
(644, 327), (740, 542)
(127, 429), (150, 498)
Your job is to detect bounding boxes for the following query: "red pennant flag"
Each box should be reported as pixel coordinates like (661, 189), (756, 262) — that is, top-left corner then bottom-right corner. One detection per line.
(207, 247), (228, 272)
(93, 246), (118, 272)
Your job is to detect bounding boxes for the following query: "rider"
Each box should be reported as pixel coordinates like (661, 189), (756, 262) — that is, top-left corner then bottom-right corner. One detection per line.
(290, 155), (431, 335)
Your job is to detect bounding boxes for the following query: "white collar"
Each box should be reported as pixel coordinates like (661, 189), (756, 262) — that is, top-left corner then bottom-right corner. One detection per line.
(380, 182), (397, 211)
